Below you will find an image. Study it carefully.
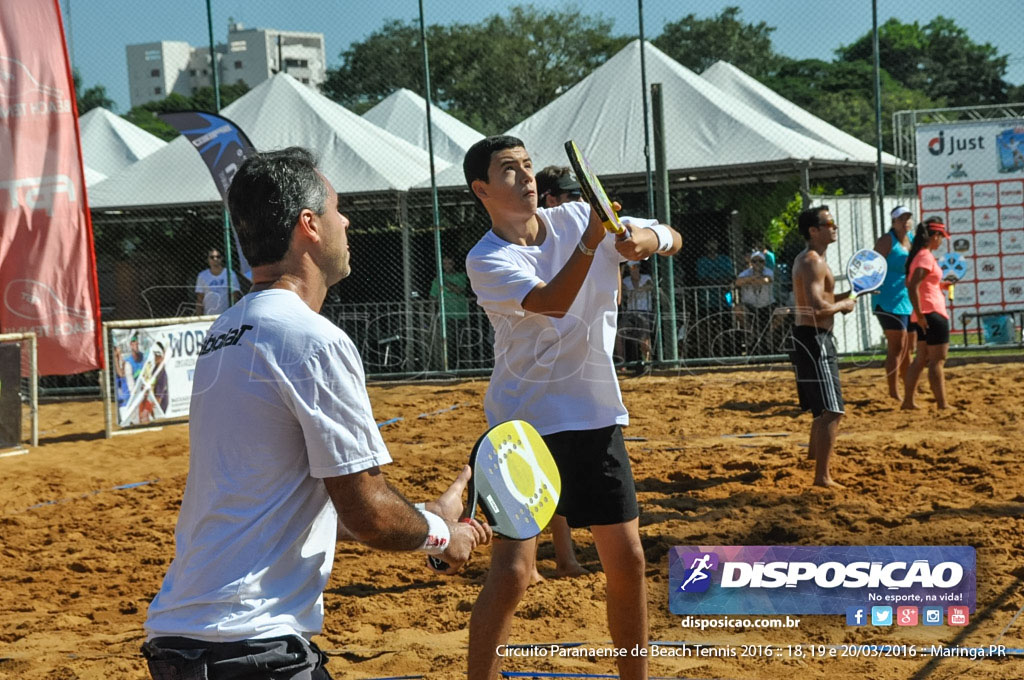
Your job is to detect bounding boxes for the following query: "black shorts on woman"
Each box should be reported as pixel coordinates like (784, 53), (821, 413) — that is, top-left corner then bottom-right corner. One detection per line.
(909, 312), (950, 345)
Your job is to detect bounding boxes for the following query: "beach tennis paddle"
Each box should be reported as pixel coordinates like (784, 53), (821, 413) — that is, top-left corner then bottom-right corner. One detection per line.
(939, 252), (967, 282)
(846, 249), (887, 300)
(427, 420), (561, 573)
(564, 140), (629, 236)
(939, 252), (966, 302)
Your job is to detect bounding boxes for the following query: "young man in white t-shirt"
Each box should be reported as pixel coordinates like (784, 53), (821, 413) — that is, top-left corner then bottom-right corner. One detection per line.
(194, 248), (242, 316)
(142, 148), (490, 680)
(462, 136), (681, 680)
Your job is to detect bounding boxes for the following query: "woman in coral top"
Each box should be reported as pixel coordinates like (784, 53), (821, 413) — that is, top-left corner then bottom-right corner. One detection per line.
(902, 217), (952, 410)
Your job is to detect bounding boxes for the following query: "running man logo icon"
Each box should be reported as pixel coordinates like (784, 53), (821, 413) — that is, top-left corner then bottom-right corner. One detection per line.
(679, 552), (719, 593)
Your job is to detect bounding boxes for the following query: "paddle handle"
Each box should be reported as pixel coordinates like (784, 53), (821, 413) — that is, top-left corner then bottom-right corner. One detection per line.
(425, 518), (474, 574)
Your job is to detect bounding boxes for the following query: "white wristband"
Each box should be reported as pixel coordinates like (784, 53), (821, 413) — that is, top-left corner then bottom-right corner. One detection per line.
(648, 224), (673, 253)
(415, 506), (451, 555)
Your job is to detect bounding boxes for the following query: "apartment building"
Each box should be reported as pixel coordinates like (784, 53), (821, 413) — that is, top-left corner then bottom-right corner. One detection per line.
(126, 22), (326, 108)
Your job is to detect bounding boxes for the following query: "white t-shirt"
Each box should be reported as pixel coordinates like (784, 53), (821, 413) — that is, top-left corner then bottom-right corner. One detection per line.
(145, 289), (392, 642)
(622, 272), (654, 312)
(738, 267), (775, 308)
(466, 201), (630, 435)
(195, 268), (242, 315)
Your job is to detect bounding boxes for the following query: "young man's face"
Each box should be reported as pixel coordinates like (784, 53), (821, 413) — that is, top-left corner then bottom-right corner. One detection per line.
(477, 146), (536, 217)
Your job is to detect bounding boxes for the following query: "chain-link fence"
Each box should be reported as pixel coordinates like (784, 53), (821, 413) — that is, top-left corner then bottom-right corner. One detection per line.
(62, 1), (1024, 382)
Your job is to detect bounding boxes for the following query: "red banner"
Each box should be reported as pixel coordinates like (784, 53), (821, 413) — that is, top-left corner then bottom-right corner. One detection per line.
(0, 0), (102, 375)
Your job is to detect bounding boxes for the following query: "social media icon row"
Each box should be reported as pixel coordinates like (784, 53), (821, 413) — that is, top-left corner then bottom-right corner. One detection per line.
(846, 606), (969, 626)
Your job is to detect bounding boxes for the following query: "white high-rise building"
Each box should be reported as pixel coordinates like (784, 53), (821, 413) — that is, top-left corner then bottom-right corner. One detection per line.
(126, 22), (326, 108)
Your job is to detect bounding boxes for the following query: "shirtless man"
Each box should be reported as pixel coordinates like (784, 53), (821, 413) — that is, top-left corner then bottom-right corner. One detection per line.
(790, 206), (855, 487)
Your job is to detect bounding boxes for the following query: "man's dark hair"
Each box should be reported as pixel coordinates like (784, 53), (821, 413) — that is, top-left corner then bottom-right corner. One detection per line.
(535, 165), (578, 204)
(227, 147), (328, 267)
(462, 135), (525, 209)
(797, 205), (830, 240)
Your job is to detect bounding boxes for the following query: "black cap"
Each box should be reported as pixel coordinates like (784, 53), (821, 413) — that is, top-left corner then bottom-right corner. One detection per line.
(555, 174), (581, 194)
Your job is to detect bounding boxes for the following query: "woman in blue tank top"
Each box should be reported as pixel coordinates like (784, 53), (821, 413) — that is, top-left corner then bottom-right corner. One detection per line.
(872, 206), (914, 400)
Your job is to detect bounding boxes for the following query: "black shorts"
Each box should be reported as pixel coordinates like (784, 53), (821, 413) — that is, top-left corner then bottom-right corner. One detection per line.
(142, 635), (332, 680)
(790, 326), (844, 417)
(874, 306), (910, 332)
(910, 313), (950, 345)
(542, 424), (638, 529)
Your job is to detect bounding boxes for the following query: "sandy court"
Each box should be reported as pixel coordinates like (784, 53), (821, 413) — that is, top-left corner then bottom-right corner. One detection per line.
(1, 361), (1023, 679)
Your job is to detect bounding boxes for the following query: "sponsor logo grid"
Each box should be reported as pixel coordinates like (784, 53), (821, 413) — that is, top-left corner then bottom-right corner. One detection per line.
(918, 178), (1024, 321)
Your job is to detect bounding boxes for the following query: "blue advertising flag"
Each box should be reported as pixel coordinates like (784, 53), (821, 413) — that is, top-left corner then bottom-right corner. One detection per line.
(158, 111), (255, 280)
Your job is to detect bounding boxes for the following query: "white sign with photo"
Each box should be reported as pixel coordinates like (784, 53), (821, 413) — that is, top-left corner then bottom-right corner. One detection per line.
(110, 320), (212, 428)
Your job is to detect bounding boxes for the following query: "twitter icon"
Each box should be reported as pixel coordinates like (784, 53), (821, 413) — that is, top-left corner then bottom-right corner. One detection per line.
(871, 606), (893, 626)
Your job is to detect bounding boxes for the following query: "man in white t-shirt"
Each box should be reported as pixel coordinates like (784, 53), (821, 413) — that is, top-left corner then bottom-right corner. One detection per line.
(142, 148), (490, 680)
(462, 136), (681, 680)
(194, 248), (241, 316)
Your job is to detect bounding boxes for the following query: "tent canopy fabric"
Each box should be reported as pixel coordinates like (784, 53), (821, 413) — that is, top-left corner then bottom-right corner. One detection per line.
(701, 60), (903, 167)
(423, 40), (880, 190)
(362, 88), (483, 165)
(78, 107), (166, 186)
(89, 74), (448, 209)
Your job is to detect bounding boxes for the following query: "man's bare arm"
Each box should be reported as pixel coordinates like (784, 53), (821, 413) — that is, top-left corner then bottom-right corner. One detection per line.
(325, 466), (490, 566)
(799, 254), (854, 321)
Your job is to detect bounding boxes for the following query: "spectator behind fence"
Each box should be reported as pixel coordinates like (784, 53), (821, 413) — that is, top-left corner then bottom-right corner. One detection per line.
(621, 260), (654, 372)
(142, 147), (491, 680)
(194, 248), (241, 316)
(735, 251), (775, 353)
(695, 238), (734, 312)
(430, 256), (471, 369)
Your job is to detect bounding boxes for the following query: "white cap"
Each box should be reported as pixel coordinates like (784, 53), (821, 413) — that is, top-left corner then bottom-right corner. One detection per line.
(891, 206), (912, 220)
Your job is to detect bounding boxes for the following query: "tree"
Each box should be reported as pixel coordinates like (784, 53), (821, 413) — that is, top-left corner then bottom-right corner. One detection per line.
(652, 6), (783, 78)
(764, 59), (938, 150)
(121, 82), (251, 142)
(835, 16), (1010, 106)
(72, 68), (115, 114)
(322, 4), (629, 134)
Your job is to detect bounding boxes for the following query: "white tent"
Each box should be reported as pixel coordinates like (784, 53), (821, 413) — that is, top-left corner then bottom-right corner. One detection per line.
(424, 40), (872, 189)
(362, 88), (483, 165)
(78, 107), (166, 186)
(89, 74), (448, 208)
(701, 61), (903, 167)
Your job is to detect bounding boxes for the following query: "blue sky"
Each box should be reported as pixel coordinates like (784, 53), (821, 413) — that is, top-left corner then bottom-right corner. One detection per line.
(63, 0), (1024, 113)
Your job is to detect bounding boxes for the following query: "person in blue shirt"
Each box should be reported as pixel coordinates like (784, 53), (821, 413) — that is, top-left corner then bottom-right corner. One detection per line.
(872, 206), (915, 401)
(695, 238), (735, 313)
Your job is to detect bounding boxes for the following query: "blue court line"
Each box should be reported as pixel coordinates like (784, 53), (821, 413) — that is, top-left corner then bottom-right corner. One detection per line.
(19, 479), (160, 513)
(378, 402), (464, 429)
(417, 404), (461, 418)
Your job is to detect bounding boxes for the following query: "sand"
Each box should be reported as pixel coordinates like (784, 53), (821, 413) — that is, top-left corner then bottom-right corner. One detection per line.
(1, 361), (1023, 679)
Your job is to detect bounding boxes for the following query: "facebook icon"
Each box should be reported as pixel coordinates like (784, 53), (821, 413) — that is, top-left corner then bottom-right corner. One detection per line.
(846, 606), (867, 626)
